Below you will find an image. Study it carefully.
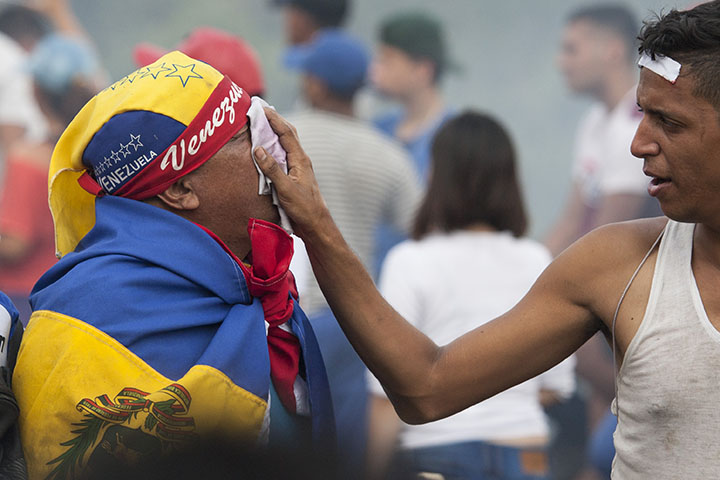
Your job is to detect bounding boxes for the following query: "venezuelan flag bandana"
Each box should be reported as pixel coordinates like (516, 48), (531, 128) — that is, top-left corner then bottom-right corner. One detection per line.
(49, 50), (251, 258)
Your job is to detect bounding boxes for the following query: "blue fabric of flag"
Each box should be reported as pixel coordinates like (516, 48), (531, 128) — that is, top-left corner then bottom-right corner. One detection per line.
(30, 196), (335, 448)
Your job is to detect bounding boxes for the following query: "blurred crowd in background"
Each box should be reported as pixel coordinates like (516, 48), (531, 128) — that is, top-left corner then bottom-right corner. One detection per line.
(0, 0), (689, 478)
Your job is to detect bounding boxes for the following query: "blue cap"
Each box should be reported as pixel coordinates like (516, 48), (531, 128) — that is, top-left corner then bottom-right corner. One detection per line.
(285, 29), (368, 96)
(27, 34), (98, 93)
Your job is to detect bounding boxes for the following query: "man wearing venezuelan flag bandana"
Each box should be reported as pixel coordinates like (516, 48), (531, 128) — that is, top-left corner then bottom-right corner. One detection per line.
(11, 51), (335, 480)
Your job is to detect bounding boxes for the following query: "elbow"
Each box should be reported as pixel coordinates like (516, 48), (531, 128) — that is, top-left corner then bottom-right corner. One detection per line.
(388, 348), (454, 424)
(396, 408), (436, 426)
(392, 394), (447, 425)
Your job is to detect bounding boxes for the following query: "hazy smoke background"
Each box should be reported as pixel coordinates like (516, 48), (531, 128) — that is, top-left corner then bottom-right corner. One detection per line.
(75, 0), (676, 237)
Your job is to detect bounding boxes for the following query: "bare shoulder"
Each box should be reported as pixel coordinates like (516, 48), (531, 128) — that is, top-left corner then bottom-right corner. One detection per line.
(559, 217), (667, 268)
(539, 217), (668, 326)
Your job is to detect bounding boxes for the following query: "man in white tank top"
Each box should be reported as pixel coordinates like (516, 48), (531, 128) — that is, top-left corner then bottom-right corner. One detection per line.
(253, 2), (720, 477)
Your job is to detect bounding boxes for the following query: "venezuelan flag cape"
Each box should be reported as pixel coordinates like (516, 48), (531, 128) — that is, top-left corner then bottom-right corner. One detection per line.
(13, 196), (334, 480)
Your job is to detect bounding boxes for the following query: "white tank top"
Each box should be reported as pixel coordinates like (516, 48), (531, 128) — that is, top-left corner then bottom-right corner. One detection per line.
(612, 220), (720, 478)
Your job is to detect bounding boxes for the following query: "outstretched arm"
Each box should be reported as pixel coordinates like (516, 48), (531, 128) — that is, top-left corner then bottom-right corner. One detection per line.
(255, 108), (604, 423)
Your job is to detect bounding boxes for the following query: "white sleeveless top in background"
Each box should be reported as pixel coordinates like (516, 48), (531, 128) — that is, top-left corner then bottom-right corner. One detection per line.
(613, 220), (720, 478)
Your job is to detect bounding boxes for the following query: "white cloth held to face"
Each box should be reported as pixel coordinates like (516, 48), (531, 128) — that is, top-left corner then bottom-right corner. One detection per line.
(248, 96), (293, 234)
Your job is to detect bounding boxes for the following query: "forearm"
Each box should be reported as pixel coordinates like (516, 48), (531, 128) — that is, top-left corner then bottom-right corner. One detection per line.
(301, 217), (442, 414)
(255, 108), (598, 423)
(250, 111), (444, 414)
(300, 220), (589, 423)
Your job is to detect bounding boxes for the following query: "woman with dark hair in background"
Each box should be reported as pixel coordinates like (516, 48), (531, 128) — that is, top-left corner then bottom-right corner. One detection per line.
(0, 34), (99, 323)
(366, 111), (575, 480)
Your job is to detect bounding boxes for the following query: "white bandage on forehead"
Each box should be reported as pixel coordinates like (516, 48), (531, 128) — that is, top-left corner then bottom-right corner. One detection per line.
(638, 52), (682, 84)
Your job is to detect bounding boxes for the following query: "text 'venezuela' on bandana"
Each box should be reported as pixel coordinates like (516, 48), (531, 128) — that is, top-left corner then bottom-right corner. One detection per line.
(48, 50), (240, 258)
(78, 77), (251, 200)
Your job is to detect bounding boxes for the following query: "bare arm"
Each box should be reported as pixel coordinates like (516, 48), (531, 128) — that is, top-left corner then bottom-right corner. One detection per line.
(256, 109), (609, 423)
(547, 190), (650, 406)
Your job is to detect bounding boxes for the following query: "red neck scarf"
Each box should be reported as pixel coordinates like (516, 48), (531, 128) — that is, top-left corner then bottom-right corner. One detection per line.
(198, 218), (301, 413)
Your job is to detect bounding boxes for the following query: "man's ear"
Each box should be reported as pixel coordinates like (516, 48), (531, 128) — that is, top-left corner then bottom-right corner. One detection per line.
(155, 176), (200, 211)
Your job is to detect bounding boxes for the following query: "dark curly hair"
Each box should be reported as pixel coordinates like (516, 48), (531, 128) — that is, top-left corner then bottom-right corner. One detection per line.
(638, 1), (720, 109)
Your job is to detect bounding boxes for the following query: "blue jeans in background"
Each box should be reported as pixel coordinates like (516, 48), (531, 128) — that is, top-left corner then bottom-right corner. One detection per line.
(392, 441), (549, 480)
